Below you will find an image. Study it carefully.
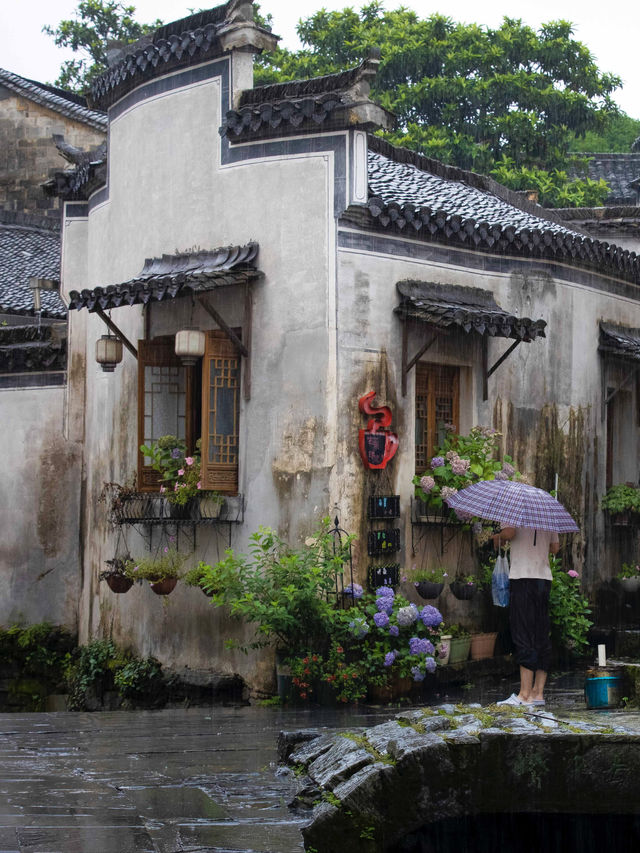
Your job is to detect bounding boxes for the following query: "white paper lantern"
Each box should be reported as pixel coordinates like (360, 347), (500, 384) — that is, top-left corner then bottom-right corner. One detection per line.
(175, 329), (205, 365)
(95, 334), (123, 372)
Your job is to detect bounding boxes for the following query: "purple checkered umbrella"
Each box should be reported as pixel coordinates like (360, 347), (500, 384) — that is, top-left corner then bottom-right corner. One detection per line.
(444, 479), (579, 532)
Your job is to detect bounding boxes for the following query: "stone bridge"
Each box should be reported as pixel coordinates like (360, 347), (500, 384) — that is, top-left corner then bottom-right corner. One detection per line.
(280, 704), (640, 852)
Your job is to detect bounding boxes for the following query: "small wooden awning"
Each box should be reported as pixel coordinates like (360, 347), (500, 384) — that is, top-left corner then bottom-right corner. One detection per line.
(395, 280), (547, 399)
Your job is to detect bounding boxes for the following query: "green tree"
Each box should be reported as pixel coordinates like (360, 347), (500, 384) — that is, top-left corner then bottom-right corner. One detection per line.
(256, 2), (623, 206)
(570, 112), (640, 153)
(43, 1), (163, 93)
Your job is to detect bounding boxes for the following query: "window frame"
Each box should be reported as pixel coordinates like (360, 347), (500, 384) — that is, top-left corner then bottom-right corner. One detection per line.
(415, 362), (460, 474)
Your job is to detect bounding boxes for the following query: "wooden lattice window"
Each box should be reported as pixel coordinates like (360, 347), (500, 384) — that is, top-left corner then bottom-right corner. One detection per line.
(415, 363), (459, 473)
(200, 330), (241, 494)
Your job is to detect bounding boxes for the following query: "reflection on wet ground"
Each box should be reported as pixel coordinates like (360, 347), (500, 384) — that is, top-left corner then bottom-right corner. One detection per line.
(0, 670), (638, 853)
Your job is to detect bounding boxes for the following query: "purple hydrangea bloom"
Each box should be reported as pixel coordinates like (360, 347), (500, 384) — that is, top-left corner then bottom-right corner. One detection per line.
(411, 666), (425, 682)
(431, 456), (445, 469)
(397, 606), (418, 626)
(494, 470), (508, 480)
(171, 448), (183, 459)
(349, 617), (369, 638)
(409, 637), (435, 655)
(384, 651), (397, 667)
(374, 611), (390, 628)
(421, 605), (443, 628)
(376, 597), (394, 615)
(376, 586), (395, 598)
(419, 475), (435, 492)
(502, 462), (515, 477)
(389, 625), (400, 637)
(451, 457), (470, 475)
(344, 583), (363, 599)
(425, 656), (436, 674)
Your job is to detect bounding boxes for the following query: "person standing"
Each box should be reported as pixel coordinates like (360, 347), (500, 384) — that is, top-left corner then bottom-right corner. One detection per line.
(494, 526), (559, 707)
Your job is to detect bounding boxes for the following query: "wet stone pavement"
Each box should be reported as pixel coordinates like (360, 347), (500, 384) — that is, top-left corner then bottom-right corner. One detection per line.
(0, 704), (397, 853)
(1, 672), (639, 853)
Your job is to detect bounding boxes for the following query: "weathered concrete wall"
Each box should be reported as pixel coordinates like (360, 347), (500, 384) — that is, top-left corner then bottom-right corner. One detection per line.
(0, 385), (81, 629)
(0, 89), (104, 217)
(65, 61), (337, 691)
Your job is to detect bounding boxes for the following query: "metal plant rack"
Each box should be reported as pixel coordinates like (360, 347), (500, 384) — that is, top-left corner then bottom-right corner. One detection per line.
(329, 516), (355, 608)
(410, 497), (462, 556)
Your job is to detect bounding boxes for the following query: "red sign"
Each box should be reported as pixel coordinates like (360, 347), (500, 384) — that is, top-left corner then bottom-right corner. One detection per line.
(358, 391), (398, 470)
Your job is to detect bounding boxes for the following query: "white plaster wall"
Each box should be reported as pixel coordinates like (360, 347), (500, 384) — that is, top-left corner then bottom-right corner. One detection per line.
(69, 62), (337, 686)
(0, 386), (81, 629)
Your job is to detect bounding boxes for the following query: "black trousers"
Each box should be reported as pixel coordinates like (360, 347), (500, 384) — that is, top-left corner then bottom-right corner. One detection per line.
(509, 578), (552, 672)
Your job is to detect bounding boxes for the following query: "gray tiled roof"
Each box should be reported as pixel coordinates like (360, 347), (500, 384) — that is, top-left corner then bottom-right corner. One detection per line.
(68, 243), (262, 312)
(0, 323), (67, 373)
(599, 323), (640, 362)
(577, 154), (640, 206)
(0, 68), (106, 131)
(0, 212), (65, 319)
(395, 281), (546, 341)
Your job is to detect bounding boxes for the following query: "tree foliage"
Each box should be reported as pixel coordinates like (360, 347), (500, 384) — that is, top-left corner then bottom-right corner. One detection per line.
(256, 2), (623, 206)
(43, 1), (162, 93)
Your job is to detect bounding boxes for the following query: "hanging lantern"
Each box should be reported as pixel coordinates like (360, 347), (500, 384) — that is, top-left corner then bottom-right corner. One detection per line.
(175, 328), (205, 365)
(95, 333), (123, 372)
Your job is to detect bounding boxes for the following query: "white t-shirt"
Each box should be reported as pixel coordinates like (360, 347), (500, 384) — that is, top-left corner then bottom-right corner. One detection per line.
(504, 527), (559, 581)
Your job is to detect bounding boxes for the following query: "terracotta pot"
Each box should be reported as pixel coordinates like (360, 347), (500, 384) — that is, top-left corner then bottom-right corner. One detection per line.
(149, 577), (178, 596)
(105, 575), (133, 594)
(415, 581), (444, 599)
(470, 632), (498, 660)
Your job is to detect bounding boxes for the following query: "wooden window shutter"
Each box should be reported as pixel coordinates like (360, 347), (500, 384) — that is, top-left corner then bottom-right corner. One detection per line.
(137, 337), (196, 491)
(201, 330), (241, 494)
(415, 364), (459, 473)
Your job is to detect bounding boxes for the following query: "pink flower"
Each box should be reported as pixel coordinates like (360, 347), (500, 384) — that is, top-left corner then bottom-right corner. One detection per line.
(196, 481), (202, 489)
(163, 546), (169, 553)
(568, 569), (579, 578)
(174, 483), (179, 491)
(178, 468), (185, 476)
(185, 457), (194, 466)
(159, 485), (166, 493)
(420, 475), (435, 492)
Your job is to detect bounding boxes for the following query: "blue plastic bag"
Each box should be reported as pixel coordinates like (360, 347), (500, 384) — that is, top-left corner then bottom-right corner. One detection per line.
(492, 553), (510, 607)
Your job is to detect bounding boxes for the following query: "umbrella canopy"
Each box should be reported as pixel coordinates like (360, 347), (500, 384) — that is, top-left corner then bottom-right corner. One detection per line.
(445, 479), (579, 533)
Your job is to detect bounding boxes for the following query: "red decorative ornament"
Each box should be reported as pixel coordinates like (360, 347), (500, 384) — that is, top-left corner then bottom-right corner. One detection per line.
(358, 390), (399, 469)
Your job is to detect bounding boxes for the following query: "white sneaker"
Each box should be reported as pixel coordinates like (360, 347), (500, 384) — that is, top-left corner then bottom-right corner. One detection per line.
(496, 693), (528, 706)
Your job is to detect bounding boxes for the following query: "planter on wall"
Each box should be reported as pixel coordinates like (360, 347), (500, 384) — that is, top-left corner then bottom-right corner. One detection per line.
(619, 577), (640, 593)
(450, 581), (477, 601)
(105, 575), (133, 594)
(415, 581), (444, 599)
(149, 578), (178, 596)
(197, 494), (224, 519)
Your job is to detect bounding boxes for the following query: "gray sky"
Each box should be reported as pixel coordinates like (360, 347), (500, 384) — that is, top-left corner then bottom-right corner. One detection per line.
(1, 1), (637, 118)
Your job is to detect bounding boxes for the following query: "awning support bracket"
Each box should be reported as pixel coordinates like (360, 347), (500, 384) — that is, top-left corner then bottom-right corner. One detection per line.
(95, 307), (138, 358)
(483, 338), (521, 401)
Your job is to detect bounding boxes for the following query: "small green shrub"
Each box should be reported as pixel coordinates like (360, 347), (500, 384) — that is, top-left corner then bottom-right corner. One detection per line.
(113, 657), (165, 706)
(549, 556), (592, 655)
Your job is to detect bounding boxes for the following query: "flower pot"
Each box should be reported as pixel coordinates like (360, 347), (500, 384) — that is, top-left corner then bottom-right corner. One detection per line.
(197, 494), (223, 519)
(436, 634), (452, 665)
(470, 631), (498, 660)
(448, 636), (471, 664)
(619, 577), (640, 593)
(450, 581), (477, 601)
(415, 581), (444, 599)
(367, 675), (412, 703)
(167, 500), (193, 519)
(149, 577), (178, 596)
(105, 575), (133, 594)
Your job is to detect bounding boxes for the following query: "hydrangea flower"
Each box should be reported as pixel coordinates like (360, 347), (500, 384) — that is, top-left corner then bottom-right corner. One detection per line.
(420, 605), (443, 628)
(445, 450), (458, 461)
(171, 448), (182, 459)
(420, 475), (435, 492)
(431, 456), (445, 469)
(494, 470), (508, 480)
(409, 637), (434, 655)
(451, 457), (471, 476)
(349, 617), (370, 639)
(397, 605), (418, 626)
(376, 597), (394, 615)
(384, 651), (397, 667)
(376, 586), (394, 598)
(411, 666), (425, 682)
(425, 656), (436, 674)
(389, 625), (400, 637)
(502, 462), (515, 477)
(344, 583), (364, 599)
(374, 611), (390, 628)
(568, 569), (579, 578)
(440, 486), (458, 501)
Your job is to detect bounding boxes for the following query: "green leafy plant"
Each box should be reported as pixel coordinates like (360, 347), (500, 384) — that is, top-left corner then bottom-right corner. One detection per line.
(446, 624), (471, 639)
(413, 426), (519, 513)
(182, 560), (214, 589)
(411, 566), (448, 583)
(0, 624), (76, 710)
(600, 484), (640, 514)
(113, 657), (165, 706)
(201, 519), (353, 652)
(139, 435), (204, 505)
(125, 547), (187, 583)
(618, 563), (640, 580)
(549, 556), (592, 655)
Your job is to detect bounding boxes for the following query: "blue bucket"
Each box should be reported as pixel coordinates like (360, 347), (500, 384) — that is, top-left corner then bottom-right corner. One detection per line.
(584, 673), (622, 709)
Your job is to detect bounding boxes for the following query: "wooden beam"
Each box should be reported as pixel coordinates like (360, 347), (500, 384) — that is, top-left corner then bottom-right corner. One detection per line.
(95, 307), (138, 358)
(243, 282), (252, 401)
(486, 339), (521, 380)
(197, 295), (249, 358)
(482, 336), (488, 401)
